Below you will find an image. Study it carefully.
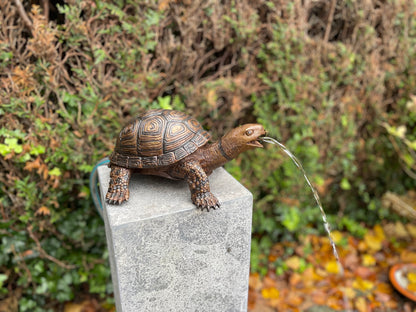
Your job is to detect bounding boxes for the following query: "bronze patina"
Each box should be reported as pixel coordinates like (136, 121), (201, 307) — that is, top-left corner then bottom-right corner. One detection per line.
(106, 109), (265, 211)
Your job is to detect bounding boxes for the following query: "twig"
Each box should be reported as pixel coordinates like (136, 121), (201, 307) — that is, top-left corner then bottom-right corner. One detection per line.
(324, 0), (336, 42)
(42, 0), (49, 22)
(13, 0), (33, 32)
(27, 225), (76, 270)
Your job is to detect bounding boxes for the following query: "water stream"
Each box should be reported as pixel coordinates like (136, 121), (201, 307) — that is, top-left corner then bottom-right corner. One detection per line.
(260, 136), (350, 309)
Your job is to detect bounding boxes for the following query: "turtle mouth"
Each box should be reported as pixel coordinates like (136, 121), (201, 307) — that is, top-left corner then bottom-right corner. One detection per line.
(247, 139), (264, 148)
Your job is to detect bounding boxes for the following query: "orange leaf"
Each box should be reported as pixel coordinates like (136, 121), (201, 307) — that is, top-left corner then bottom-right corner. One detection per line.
(158, 0), (171, 11)
(311, 290), (327, 305)
(354, 266), (373, 279)
(22, 249), (34, 257)
(400, 250), (416, 262)
(248, 273), (262, 291)
(286, 292), (303, 307)
(24, 157), (41, 171)
(35, 206), (50, 216)
(408, 283), (416, 292)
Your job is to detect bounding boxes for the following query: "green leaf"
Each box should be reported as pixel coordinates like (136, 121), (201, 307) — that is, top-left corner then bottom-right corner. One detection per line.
(340, 178), (351, 190)
(282, 207), (301, 232)
(49, 167), (62, 177)
(30, 144), (46, 156)
(0, 144), (10, 156)
(0, 273), (8, 286)
(158, 96), (172, 110)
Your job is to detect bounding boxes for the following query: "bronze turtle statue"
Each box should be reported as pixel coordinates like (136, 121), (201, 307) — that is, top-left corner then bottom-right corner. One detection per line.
(106, 109), (266, 210)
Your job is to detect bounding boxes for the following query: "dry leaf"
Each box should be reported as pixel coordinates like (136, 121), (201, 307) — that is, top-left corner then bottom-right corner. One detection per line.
(355, 297), (368, 312)
(261, 287), (280, 300)
(325, 260), (340, 274)
(330, 231), (343, 244)
(400, 251), (416, 262)
(353, 277), (375, 293)
(24, 157), (41, 171)
(285, 256), (301, 271)
(207, 89), (217, 108)
(406, 223), (416, 239)
(408, 272), (416, 283)
(249, 273), (262, 291)
(362, 254), (376, 267)
(363, 232), (383, 252)
(35, 206), (50, 216)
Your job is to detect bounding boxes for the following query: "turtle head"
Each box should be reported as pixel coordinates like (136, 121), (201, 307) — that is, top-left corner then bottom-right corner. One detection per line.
(220, 124), (266, 158)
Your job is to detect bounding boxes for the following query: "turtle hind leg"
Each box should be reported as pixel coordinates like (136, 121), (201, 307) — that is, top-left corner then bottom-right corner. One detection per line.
(106, 166), (131, 205)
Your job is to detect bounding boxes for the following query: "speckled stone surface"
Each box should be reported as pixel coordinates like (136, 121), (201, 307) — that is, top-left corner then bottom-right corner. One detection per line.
(97, 166), (253, 312)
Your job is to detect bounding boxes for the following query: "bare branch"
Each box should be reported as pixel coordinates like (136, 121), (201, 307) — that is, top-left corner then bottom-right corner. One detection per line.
(13, 0), (33, 32)
(324, 0), (336, 42)
(27, 225), (76, 270)
(42, 0), (49, 22)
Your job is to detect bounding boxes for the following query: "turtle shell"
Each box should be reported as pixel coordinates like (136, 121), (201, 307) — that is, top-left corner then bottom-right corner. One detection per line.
(110, 109), (211, 168)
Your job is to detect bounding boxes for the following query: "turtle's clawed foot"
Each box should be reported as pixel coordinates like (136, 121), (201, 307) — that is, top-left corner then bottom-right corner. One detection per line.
(192, 192), (220, 211)
(106, 187), (129, 205)
(106, 166), (131, 205)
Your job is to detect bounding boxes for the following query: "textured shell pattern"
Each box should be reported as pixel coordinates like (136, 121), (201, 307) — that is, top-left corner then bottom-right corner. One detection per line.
(110, 109), (211, 168)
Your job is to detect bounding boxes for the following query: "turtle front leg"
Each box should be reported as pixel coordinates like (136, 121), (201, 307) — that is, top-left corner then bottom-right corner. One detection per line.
(176, 161), (220, 211)
(106, 165), (131, 205)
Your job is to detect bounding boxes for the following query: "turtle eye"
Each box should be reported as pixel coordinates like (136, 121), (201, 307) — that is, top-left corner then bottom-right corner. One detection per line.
(245, 129), (254, 136)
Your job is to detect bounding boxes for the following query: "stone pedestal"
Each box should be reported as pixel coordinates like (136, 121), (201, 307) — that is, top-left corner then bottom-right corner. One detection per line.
(97, 166), (253, 312)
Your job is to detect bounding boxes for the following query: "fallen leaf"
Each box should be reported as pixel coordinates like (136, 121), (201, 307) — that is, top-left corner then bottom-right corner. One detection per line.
(289, 272), (302, 286)
(64, 302), (83, 312)
(374, 224), (385, 240)
(362, 254), (376, 267)
(24, 157), (41, 171)
(311, 289), (327, 305)
(400, 250), (416, 262)
(407, 272), (416, 292)
(286, 292), (303, 307)
(408, 272), (416, 283)
(325, 260), (340, 274)
(355, 296), (368, 312)
(406, 223), (416, 239)
(331, 231), (344, 244)
(249, 273), (262, 291)
(363, 232), (383, 252)
(261, 287), (279, 300)
(343, 287), (356, 299)
(285, 256), (301, 271)
(407, 283), (416, 292)
(352, 277), (375, 293)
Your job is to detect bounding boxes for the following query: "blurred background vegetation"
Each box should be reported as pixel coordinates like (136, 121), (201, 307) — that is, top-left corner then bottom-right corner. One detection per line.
(0, 0), (415, 310)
